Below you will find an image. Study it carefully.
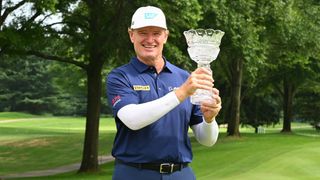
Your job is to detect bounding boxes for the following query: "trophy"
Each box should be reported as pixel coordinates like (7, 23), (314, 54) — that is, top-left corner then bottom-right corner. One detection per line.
(184, 29), (224, 105)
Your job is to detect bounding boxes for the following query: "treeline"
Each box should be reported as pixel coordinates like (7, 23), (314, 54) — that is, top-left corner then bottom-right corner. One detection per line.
(0, 56), (111, 115)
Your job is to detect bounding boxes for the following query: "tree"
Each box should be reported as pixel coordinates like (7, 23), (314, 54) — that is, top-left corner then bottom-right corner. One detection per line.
(199, 0), (269, 136)
(263, 0), (320, 132)
(198, 0), (320, 136)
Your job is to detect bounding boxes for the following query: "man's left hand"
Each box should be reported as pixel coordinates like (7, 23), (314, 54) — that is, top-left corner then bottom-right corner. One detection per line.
(200, 88), (222, 123)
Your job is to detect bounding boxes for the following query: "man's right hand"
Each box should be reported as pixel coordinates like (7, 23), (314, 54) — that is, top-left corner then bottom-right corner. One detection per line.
(174, 67), (214, 102)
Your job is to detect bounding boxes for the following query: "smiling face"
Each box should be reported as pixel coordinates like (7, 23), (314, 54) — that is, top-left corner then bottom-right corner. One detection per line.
(128, 26), (169, 66)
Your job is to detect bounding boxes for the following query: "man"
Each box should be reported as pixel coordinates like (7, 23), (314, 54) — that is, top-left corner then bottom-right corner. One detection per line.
(106, 6), (221, 180)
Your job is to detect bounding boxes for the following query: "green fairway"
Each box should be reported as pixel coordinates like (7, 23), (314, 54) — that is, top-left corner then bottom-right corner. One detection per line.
(1, 113), (319, 180)
(192, 133), (320, 180)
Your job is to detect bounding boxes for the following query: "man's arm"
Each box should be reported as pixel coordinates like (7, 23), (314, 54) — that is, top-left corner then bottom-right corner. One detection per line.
(117, 91), (180, 130)
(191, 119), (219, 147)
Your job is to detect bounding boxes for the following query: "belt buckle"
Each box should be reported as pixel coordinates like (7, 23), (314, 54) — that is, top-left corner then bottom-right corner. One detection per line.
(159, 163), (174, 173)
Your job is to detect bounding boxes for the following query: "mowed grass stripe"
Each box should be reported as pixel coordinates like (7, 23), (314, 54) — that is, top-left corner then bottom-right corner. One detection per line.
(192, 133), (320, 180)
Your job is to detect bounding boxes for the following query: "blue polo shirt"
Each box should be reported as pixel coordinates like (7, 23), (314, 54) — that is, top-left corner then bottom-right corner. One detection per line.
(106, 57), (203, 163)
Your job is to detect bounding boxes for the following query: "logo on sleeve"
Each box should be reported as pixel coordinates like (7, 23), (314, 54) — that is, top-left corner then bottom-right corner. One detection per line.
(133, 85), (150, 91)
(112, 95), (121, 107)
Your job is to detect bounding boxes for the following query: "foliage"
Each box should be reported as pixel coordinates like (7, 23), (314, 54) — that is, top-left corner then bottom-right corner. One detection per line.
(261, 0), (320, 132)
(294, 79), (320, 125)
(1, 0), (202, 112)
(197, 0), (320, 132)
(0, 55), (86, 115)
(198, 0), (270, 134)
(241, 93), (281, 129)
(0, 55), (56, 114)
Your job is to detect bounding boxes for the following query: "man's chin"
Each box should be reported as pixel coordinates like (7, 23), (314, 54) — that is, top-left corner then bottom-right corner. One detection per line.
(141, 54), (157, 61)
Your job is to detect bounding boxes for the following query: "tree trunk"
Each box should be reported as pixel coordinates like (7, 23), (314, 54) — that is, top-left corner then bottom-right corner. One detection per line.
(78, 0), (105, 172)
(79, 64), (102, 172)
(227, 58), (243, 136)
(281, 78), (294, 133)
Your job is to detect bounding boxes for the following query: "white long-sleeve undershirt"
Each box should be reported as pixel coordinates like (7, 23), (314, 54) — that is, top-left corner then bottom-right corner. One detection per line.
(117, 91), (219, 146)
(117, 91), (180, 130)
(191, 119), (219, 146)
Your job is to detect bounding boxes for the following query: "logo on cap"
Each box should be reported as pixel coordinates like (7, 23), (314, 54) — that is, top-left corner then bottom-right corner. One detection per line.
(144, 13), (158, 19)
(130, 6), (167, 29)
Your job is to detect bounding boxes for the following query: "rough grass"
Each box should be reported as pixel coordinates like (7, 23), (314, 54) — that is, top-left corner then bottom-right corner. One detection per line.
(0, 112), (40, 120)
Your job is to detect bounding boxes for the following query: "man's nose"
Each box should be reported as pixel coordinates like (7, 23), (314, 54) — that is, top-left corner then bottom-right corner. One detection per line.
(145, 34), (154, 42)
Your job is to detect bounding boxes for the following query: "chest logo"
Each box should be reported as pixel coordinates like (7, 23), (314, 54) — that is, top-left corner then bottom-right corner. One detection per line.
(133, 85), (150, 91)
(168, 86), (179, 92)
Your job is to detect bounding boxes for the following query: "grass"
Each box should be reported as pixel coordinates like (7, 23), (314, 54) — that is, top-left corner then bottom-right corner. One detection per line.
(0, 112), (40, 120)
(1, 112), (319, 180)
(192, 133), (320, 180)
(0, 114), (115, 176)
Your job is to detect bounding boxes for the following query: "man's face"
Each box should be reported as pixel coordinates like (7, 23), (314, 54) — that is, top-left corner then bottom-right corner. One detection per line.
(129, 26), (169, 63)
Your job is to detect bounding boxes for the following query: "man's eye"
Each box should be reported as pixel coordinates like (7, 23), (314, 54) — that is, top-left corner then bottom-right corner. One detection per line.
(139, 32), (147, 35)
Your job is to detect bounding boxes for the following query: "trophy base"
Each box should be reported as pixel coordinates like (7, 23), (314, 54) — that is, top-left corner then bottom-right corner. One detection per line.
(190, 89), (214, 105)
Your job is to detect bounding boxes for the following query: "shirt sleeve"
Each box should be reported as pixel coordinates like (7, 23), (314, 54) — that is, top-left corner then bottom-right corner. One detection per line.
(189, 105), (203, 126)
(106, 70), (139, 117)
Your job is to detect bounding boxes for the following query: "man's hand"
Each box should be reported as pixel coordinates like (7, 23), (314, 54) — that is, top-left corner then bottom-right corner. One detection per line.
(175, 68), (214, 102)
(174, 67), (222, 122)
(200, 88), (222, 123)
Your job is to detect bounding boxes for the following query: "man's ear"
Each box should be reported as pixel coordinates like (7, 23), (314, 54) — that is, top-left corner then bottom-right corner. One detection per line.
(128, 28), (134, 43)
(163, 30), (169, 44)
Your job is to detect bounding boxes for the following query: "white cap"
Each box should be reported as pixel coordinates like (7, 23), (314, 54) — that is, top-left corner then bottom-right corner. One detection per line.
(130, 6), (167, 29)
